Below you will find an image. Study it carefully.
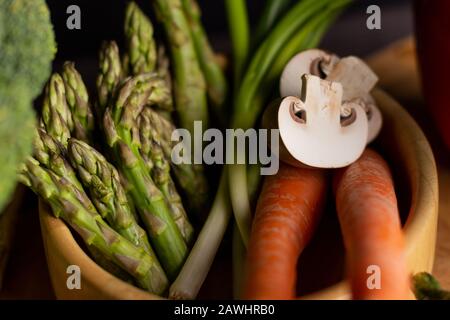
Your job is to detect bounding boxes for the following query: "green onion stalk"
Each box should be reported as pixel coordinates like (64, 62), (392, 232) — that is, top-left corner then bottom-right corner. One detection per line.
(169, 170), (231, 299)
(227, 0), (353, 245)
(224, 0), (250, 91)
(252, 0), (293, 50)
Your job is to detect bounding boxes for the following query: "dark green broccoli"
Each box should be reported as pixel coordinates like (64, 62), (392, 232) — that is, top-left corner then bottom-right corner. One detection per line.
(0, 0), (56, 211)
(0, 88), (36, 210)
(0, 0), (57, 97)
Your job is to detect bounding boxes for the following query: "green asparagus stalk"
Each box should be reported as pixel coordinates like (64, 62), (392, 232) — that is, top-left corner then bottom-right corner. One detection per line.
(103, 76), (188, 280)
(123, 3), (173, 111)
(121, 53), (131, 78)
(138, 109), (194, 244)
(19, 157), (168, 294)
(61, 62), (95, 143)
(86, 245), (134, 284)
(181, 0), (228, 112)
(33, 128), (97, 214)
(34, 128), (137, 280)
(156, 45), (172, 91)
(40, 73), (73, 147)
(124, 1), (157, 75)
(413, 272), (450, 300)
(96, 41), (123, 116)
(112, 72), (173, 112)
(136, 73), (173, 111)
(142, 108), (209, 216)
(152, 0), (209, 135)
(67, 138), (154, 254)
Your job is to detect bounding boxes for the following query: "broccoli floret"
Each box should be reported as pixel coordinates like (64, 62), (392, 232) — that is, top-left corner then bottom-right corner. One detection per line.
(0, 0), (56, 211)
(0, 87), (36, 210)
(0, 0), (56, 97)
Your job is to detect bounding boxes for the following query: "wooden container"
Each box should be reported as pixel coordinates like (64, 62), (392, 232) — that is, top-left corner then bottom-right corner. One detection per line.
(39, 89), (438, 300)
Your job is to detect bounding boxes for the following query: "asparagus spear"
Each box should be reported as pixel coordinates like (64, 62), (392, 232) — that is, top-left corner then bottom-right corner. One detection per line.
(34, 128), (136, 281)
(123, 3), (173, 112)
(152, 0), (209, 135)
(33, 128), (95, 212)
(68, 138), (153, 254)
(138, 109), (194, 244)
(143, 108), (209, 215)
(86, 245), (134, 284)
(103, 76), (188, 280)
(61, 62), (95, 143)
(136, 73), (173, 111)
(96, 41), (123, 116)
(109, 72), (173, 112)
(180, 0), (228, 112)
(40, 73), (73, 147)
(19, 157), (168, 294)
(121, 53), (131, 79)
(156, 45), (172, 91)
(124, 1), (157, 75)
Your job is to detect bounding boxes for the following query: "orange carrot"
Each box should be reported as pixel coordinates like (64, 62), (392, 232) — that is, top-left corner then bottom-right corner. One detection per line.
(333, 148), (411, 300)
(243, 163), (327, 300)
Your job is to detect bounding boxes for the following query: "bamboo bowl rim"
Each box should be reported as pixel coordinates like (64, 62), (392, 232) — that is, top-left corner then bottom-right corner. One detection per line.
(39, 89), (439, 300)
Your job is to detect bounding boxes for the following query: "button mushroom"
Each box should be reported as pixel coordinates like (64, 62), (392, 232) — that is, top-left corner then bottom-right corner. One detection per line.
(280, 49), (339, 97)
(279, 49), (381, 143)
(263, 74), (368, 169)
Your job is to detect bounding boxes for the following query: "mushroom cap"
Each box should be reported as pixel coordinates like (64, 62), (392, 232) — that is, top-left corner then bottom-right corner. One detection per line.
(277, 75), (369, 168)
(365, 95), (383, 144)
(280, 50), (381, 145)
(279, 49), (332, 98)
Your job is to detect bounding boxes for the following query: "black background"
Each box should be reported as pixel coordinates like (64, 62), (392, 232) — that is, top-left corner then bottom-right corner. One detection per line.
(47, 0), (413, 63)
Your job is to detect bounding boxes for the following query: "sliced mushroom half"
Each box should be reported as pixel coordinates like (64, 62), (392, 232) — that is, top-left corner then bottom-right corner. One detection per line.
(280, 50), (382, 144)
(264, 74), (369, 168)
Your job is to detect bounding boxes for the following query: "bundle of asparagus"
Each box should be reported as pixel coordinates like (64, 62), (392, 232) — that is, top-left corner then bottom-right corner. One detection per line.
(17, 0), (349, 299)
(19, 0), (224, 296)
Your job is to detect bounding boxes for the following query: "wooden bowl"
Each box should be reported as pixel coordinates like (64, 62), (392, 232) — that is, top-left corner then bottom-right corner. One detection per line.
(301, 89), (439, 299)
(39, 89), (438, 300)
